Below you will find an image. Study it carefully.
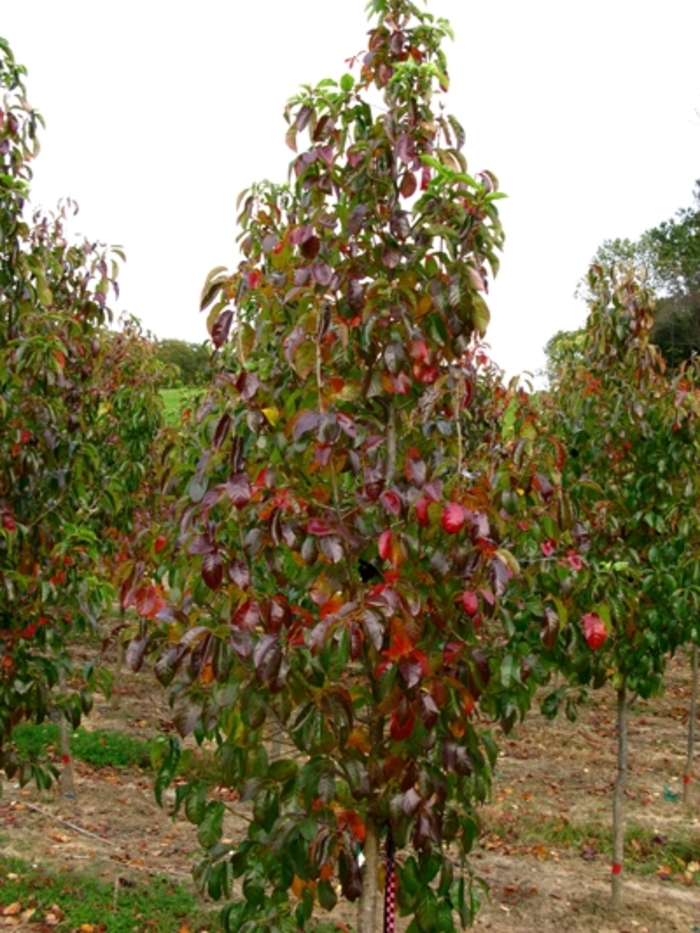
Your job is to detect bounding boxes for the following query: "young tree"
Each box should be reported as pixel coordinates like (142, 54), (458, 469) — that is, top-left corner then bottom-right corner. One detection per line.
(131, 4), (572, 931)
(0, 39), (165, 788)
(545, 264), (700, 909)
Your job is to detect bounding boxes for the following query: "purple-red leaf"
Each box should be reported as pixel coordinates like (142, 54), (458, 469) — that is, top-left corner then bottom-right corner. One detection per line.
(213, 413), (232, 451)
(320, 535), (344, 563)
(226, 472), (252, 510)
(399, 656), (424, 689)
(254, 634), (282, 684)
(312, 262), (333, 286)
(230, 559), (252, 589)
(202, 551), (223, 591)
(235, 372), (260, 400)
(293, 410), (322, 441)
(380, 489), (402, 516)
(231, 599), (261, 631)
(211, 309), (233, 349)
(418, 692), (439, 729)
(490, 556), (509, 598)
(301, 235), (321, 260)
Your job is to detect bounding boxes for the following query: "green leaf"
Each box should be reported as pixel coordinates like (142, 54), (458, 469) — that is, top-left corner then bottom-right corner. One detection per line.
(197, 801), (224, 848)
(185, 781), (207, 824)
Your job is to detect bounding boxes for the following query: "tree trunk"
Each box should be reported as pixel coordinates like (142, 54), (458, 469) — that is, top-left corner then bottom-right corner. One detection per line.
(358, 814), (380, 933)
(58, 668), (76, 798)
(611, 684), (627, 911)
(684, 643), (698, 809)
(110, 636), (126, 711)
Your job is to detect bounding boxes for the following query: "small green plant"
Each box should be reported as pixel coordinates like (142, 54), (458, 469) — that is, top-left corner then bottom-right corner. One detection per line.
(0, 854), (217, 932)
(11, 724), (151, 770)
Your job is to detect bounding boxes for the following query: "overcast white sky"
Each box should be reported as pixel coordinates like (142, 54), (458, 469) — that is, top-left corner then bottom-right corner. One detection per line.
(4, 2), (699, 378)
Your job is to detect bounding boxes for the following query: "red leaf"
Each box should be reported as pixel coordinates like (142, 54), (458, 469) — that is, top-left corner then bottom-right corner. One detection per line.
(378, 530), (393, 561)
(390, 705), (415, 741)
(441, 503), (465, 534)
(415, 496), (430, 527)
(380, 490), (402, 516)
(443, 640), (464, 666)
(232, 599), (261, 631)
(269, 595), (292, 631)
(154, 536), (167, 554)
(308, 517), (333, 536)
(461, 590), (478, 616)
(135, 583), (158, 618)
(583, 612), (607, 650)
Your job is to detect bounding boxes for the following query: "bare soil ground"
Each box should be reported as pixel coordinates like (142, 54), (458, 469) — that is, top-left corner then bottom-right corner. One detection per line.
(1, 648), (698, 933)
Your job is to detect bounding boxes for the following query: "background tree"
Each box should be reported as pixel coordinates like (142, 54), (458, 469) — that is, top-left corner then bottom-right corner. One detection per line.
(564, 183), (700, 373)
(155, 338), (212, 387)
(544, 264), (700, 909)
(0, 39), (165, 788)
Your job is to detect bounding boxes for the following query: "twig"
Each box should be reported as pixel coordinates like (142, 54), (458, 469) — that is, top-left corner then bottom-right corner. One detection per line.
(21, 801), (119, 847)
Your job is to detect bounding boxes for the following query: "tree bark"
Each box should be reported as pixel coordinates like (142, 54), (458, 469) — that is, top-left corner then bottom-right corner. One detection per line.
(684, 643), (698, 809)
(110, 635), (125, 711)
(611, 684), (627, 911)
(358, 814), (380, 933)
(58, 668), (76, 798)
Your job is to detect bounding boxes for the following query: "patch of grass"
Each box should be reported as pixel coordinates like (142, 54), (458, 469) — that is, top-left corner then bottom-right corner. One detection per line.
(0, 854), (217, 932)
(13, 724), (224, 788)
(483, 810), (700, 883)
(12, 723), (151, 770)
(160, 387), (198, 427)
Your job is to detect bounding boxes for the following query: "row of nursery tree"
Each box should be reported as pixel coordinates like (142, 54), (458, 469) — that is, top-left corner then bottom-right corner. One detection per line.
(1, 2), (699, 930)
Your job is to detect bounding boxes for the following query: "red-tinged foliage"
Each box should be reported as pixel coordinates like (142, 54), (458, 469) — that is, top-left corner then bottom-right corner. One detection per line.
(133, 5), (577, 931)
(544, 263), (700, 908)
(0, 40), (166, 787)
(441, 502), (465, 534)
(583, 613), (607, 650)
(461, 590), (479, 616)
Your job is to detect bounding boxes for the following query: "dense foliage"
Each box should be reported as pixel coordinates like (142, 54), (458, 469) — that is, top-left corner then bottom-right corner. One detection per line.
(116, 3), (588, 931)
(544, 264), (700, 905)
(0, 38), (164, 785)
